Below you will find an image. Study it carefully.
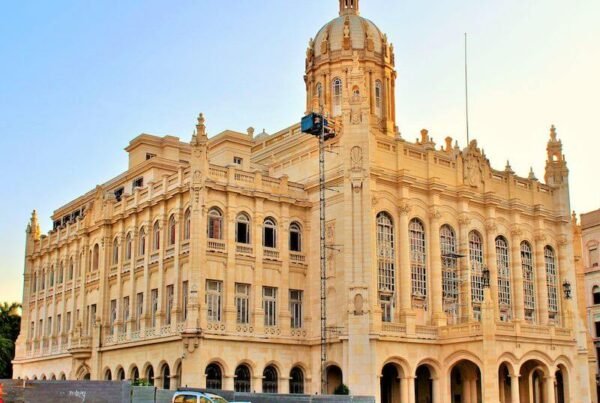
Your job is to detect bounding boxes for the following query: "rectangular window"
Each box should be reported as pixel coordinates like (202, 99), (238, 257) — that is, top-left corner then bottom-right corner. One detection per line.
(47, 317), (53, 337)
(236, 220), (250, 244)
(56, 314), (62, 335)
(146, 153), (156, 160)
(122, 297), (129, 333)
(235, 284), (250, 324)
(233, 156), (243, 165)
(182, 281), (189, 321)
(114, 187), (124, 202)
(590, 248), (599, 268)
(136, 293), (144, 331)
(596, 321), (600, 338)
(290, 290), (303, 329)
(380, 294), (393, 323)
(151, 289), (158, 328)
(133, 177), (144, 189)
(29, 321), (34, 340)
(263, 287), (277, 327)
(38, 319), (43, 338)
(206, 280), (223, 322)
(110, 299), (117, 334)
(166, 285), (174, 325)
(66, 312), (72, 332)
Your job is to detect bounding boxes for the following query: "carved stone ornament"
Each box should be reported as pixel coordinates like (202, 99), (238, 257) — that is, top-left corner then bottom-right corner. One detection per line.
(558, 235), (568, 246)
(534, 232), (547, 243)
(193, 170), (201, 183)
(485, 220), (497, 232)
(354, 294), (364, 316)
(510, 226), (523, 238)
(463, 140), (486, 188)
(458, 214), (471, 226)
(398, 202), (411, 216)
(351, 146), (363, 169)
(321, 30), (329, 54)
(429, 208), (442, 221)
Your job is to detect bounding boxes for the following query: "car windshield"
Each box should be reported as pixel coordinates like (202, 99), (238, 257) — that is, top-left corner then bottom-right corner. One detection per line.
(211, 397), (228, 403)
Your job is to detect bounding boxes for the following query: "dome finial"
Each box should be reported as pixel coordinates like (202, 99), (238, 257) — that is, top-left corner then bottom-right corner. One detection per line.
(339, 0), (359, 15)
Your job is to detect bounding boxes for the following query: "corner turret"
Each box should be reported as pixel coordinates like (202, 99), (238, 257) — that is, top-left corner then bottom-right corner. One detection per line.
(544, 125), (569, 186)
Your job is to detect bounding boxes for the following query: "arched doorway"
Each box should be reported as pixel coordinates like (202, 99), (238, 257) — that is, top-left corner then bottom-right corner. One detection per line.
(450, 360), (482, 403)
(262, 365), (278, 393)
(175, 361), (182, 389)
(326, 365), (343, 395)
(76, 366), (91, 381)
(104, 368), (112, 381)
(415, 365), (433, 403)
(116, 367), (125, 381)
(518, 360), (549, 403)
(131, 366), (140, 382)
(205, 363), (222, 390)
(146, 365), (154, 386)
(555, 364), (569, 403)
(498, 363), (513, 403)
(290, 367), (305, 394)
(60, 373), (66, 381)
(161, 364), (170, 390)
(234, 365), (251, 393)
(380, 363), (401, 403)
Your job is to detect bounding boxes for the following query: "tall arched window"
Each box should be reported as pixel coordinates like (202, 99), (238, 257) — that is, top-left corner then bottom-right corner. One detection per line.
(289, 222), (302, 252)
(262, 366), (278, 394)
(496, 236), (512, 321)
(234, 365), (251, 393)
(236, 213), (250, 244)
(145, 365), (154, 386)
(183, 208), (191, 240)
(440, 225), (458, 321)
(545, 246), (559, 322)
(168, 215), (176, 246)
(68, 258), (74, 281)
(112, 238), (119, 265)
(332, 78), (342, 116)
(263, 218), (277, 248)
(41, 269), (46, 290)
(161, 364), (170, 390)
(92, 244), (100, 271)
(375, 80), (383, 117)
(49, 265), (55, 287)
(208, 208), (223, 240)
(58, 262), (64, 284)
(32, 271), (37, 293)
(138, 228), (146, 256)
(521, 241), (536, 322)
(409, 219), (427, 302)
(289, 367), (305, 394)
(205, 364), (222, 390)
(377, 212), (395, 322)
(152, 221), (160, 251)
(469, 231), (484, 319)
(125, 233), (132, 261)
(316, 82), (323, 107)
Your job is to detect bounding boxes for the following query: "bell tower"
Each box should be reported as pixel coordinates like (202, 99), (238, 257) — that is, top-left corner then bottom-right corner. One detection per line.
(339, 0), (360, 15)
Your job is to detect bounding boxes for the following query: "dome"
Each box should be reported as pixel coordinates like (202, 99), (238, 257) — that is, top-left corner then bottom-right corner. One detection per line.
(312, 1), (385, 58)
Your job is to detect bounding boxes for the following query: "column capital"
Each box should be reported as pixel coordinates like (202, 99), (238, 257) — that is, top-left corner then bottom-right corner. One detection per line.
(458, 214), (471, 226)
(398, 202), (411, 216)
(485, 219), (497, 232)
(429, 207), (441, 221)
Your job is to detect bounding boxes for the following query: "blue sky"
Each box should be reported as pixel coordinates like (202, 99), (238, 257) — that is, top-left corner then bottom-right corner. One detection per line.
(1, 0), (599, 302)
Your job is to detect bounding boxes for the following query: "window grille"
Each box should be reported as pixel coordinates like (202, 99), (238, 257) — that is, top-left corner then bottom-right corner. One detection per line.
(166, 285), (174, 325)
(208, 208), (224, 240)
(136, 293), (143, 331)
(263, 366), (278, 394)
(125, 234), (132, 261)
(183, 208), (191, 240)
(110, 300), (117, 335)
(380, 294), (393, 323)
(168, 215), (176, 246)
(290, 223), (302, 252)
(377, 213), (395, 293)
(332, 78), (343, 116)
(263, 218), (277, 248)
(153, 222), (160, 251)
(236, 213), (250, 244)
(112, 238), (119, 265)
(235, 284), (250, 324)
(205, 364), (222, 390)
(122, 297), (129, 333)
(138, 229), (146, 256)
(545, 246), (559, 320)
(290, 290), (303, 329)
(521, 242), (536, 322)
(151, 289), (158, 328)
(263, 287), (278, 327)
(469, 231), (485, 309)
(234, 365), (251, 393)
(496, 236), (512, 320)
(206, 280), (223, 323)
(290, 367), (305, 394)
(440, 225), (458, 321)
(410, 219), (427, 300)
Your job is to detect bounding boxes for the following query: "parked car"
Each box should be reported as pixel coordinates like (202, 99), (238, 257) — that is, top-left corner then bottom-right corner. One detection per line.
(172, 391), (250, 403)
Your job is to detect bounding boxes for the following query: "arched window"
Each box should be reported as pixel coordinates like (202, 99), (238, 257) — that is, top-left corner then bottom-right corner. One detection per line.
(112, 238), (119, 265)
(168, 215), (176, 246)
(49, 265), (55, 287)
(375, 80), (383, 117)
(545, 246), (559, 321)
(289, 367), (305, 394)
(131, 367), (139, 382)
(469, 231), (484, 320)
(316, 82), (323, 107)
(104, 369), (112, 381)
(234, 365), (251, 393)
(183, 208), (191, 240)
(58, 263), (64, 284)
(92, 244), (100, 271)
(289, 222), (302, 252)
(521, 241), (536, 322)
(152, 221), (160, 251)
(41, 269), (46, 290)
(32, 271), (37, 293)
(68, 258), (74, 281)
(117, 368), (125, 381)
(496, 236), (512, 321)
(125, 233), (132, 261)
(146, 365), (154, 386)
(161, 364), (170, 390)
(332, 78), (342, 116)
(263, 218), (277, 248)
(593, 286), (600, 305)
(205, 364), (222, 390)
(409, 219), (427, 301)
(377, 212), (395, 322)
(262, 366), (278, 394)
(208, 208), (223, 240)
(235, 213), (250, 244)
(138, 228), (146, 256)
(440, 225), (458, 321)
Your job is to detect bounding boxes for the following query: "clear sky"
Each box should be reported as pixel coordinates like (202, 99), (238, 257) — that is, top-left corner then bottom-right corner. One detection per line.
(1, 0), (599, 303)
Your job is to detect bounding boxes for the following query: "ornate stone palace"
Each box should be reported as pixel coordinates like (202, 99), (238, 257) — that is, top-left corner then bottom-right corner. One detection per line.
(12, 1), (596, 401)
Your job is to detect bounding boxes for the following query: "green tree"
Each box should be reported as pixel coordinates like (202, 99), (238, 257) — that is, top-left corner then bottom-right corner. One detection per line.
(0, 302), (21, 379)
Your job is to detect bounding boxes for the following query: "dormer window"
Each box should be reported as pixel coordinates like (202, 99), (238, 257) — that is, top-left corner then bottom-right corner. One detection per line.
(234, 157), (243, 166)
(133, 177), (144, 189)
(114, 187), (124, 202)
(146, 153), (156, 160)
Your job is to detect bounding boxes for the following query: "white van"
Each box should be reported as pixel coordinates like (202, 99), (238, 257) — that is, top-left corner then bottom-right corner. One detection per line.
(172, 391), (250, 403)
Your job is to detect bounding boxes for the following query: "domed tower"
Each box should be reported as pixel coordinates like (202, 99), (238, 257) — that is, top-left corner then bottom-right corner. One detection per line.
(305, 0), (397, 135)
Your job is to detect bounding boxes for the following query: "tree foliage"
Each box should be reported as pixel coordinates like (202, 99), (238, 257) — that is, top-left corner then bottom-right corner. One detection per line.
(0, 302), (21, 379)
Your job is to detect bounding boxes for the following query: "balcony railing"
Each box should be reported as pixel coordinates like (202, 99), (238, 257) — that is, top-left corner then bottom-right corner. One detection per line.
(236, 244), (253, 256)
(207, 239), (226, 252)
(290, 253), (306, 264)
(263, 248), (280, 260)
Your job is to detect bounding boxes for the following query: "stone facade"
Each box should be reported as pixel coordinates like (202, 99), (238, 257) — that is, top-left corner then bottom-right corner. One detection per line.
(12, 1), (594, 402)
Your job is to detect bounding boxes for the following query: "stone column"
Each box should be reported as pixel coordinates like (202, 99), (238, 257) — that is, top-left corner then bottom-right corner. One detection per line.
(224, 199), (237, 330)
(429, 208), (445, 326)
(545, 375), (556, 403)
(458, 214), (472, 322)
(510, 374), (521, 403)
(171, 208), (182, 331)
(534, 234), (549, 325)
(398, 202), (415, 332)
(510, 227), (524, 321)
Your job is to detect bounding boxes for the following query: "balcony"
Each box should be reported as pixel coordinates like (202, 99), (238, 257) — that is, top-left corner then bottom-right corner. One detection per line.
(86, 271), (99, 284)
(149, 251), (160, 264)
(122, 262), (131, 275)
(165, 246), (175, 259)
(68, 336), (92, 359)
(181, 241), (190, 255)
(290, 253), (306, 264)
(236, 244), (253, 256)
(263, 248), (280, 261)
(207, 239), (226, 253)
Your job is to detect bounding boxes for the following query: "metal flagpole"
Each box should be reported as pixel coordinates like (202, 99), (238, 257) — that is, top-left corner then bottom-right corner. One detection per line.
(465, 32), (470, 145)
